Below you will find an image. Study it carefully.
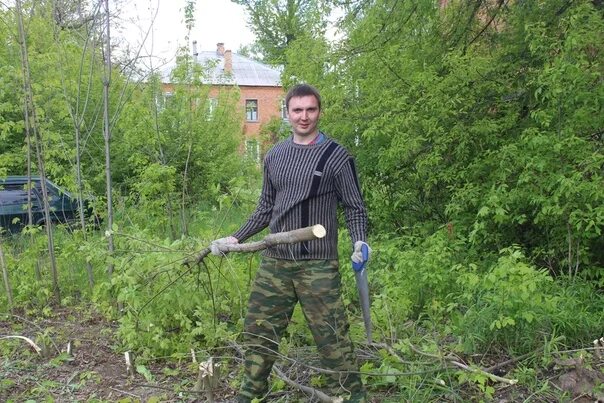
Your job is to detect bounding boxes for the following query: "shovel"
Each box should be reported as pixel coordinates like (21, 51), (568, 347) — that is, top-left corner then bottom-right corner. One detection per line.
(352, 243), (372, 343)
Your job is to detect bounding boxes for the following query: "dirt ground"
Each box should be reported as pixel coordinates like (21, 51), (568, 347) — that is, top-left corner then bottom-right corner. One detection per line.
(0, 307), (241, 402)
(2, 307), (603, 402)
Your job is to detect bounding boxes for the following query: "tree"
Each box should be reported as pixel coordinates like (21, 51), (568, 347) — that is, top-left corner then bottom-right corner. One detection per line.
(16, 0), (61, 302)
(286, 0), (604, 276)
(232, 0), (330, 65)
(114, 54), (246, 236)
(101, 0), (116, 277)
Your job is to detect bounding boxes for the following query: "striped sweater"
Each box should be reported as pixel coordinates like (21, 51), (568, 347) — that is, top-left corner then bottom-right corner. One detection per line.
(233, 135), (368, 260)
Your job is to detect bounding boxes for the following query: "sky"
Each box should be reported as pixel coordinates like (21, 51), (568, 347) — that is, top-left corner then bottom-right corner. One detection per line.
(115, 0), (255, 67)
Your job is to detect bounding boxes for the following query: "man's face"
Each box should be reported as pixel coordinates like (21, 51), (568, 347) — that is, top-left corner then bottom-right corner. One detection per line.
(287, 95), (321, 139)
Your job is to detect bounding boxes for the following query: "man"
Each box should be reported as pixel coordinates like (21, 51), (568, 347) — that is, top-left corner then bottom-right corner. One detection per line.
(212, 83), (370, 402)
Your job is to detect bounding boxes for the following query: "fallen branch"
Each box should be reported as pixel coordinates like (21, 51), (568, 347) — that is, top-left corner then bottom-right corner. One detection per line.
(0, 335), (43, 355)
(272, 365), (334, 403)
(371, 342), (431, 365)
(229, 340), (336, 402)
(240, 337), (441, 377)
(184, 225), (327, 266)
(403, 340), (518, 385)
(8, 314), (61, 354)
(484, 350), (536, 373)
(448, 357), (518, 385)
(109, 386), (140, 399)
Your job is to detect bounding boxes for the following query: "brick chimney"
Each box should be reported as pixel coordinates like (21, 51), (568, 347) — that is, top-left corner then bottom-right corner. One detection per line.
(224, 49), (232, 74)
(216, 42), (225, 56)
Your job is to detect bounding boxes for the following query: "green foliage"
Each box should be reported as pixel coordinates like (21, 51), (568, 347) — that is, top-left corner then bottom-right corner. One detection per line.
(232, 0), (331, 65)
(453, 247), (558, 353)
(0, 0), (126, 204)
(545, 277), (604, 345)
(114, 57), (249, 236)
(366, 230), (465, 330)
(92, 213), (257, 356)
(284, 0), (604, 280)
(128, 163), (177, 234)
(136, 364), (155, 382)
(1, 227), (103, 312)
(283, 33), (330, 88)
(257, 116), (290, 156)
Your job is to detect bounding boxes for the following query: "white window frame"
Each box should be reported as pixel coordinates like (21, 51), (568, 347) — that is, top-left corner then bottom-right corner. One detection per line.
(245, 99), (258, 122)
(281, 99), (288, 120)
(245, 139), (260, 163)
(207, 98), (218, 118)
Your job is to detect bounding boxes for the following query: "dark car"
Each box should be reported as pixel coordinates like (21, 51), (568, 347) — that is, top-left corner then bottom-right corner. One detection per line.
(0, 176), (94, 234)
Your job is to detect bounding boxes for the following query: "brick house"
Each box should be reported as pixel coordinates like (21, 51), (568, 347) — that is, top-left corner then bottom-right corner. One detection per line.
(162, 42), (285, 160)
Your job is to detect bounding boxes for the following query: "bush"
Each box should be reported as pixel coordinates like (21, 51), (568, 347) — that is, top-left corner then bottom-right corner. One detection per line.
(452, 247), (558, 354)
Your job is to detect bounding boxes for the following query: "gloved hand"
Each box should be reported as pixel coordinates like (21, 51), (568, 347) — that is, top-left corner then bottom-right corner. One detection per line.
(351, 241), (372, 264)
(210, 236), (239, 256)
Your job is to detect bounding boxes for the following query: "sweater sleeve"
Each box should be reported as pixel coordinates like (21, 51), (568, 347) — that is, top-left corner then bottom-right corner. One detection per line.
(232, 161), (276, 242)
(334, 157), (368, 245)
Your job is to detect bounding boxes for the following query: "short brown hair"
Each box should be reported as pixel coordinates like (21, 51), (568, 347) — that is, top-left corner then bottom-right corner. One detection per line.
(285, 83), (321, 111)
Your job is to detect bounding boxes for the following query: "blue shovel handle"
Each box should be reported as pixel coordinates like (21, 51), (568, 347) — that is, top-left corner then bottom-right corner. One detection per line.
(352, 243), (369, 272)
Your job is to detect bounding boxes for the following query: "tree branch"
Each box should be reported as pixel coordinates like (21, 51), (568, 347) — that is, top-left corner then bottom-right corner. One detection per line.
(465, 0), (507, 50)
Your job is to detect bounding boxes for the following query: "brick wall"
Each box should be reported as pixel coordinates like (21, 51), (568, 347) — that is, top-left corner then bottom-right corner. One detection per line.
(162, 83), (285, 139)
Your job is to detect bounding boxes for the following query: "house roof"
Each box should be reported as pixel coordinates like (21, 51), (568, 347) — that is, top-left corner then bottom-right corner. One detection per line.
(200, 51), (282, 87)
(161, 50), (282, 87)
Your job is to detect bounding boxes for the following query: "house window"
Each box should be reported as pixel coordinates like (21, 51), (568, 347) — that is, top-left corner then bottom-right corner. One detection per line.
(245, 99), (258, 121)
(281, 99), (288, 120)
(159, 91), (173, 110)
(156, 91), (173, 111)
(245, 139), (260, 163)
(206, 98), (218, 119)
(208, 98), (218, 114)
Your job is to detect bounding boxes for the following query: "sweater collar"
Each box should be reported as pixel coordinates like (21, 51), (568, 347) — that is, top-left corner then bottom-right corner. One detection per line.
(289, 132), (329, 148)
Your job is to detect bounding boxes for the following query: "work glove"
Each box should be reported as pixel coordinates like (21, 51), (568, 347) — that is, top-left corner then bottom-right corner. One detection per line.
(351, 241), (372, 264)
(210, 236), (239, 256)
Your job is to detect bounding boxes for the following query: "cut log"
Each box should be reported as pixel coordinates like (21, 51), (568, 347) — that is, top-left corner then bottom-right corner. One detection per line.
(218, 224), (326, 253)
(185, 225), (326, 265)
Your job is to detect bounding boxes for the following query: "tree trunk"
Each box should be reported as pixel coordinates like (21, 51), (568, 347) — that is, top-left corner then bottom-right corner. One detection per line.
(16, 0), (60, 303)
(75, 121), (95, 289)
(181, 143), (193, 237)
(151, 82), (177, 239)
(102, 0), (115, 278)
(24, 87), (41, 283)
(52, 0), (98, 290)
(0, 239), (13, 312)
(21, 39), (40, 282)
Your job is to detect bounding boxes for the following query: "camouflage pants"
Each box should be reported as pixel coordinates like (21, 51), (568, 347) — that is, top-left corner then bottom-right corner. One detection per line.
(238, 257), (365, 402)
